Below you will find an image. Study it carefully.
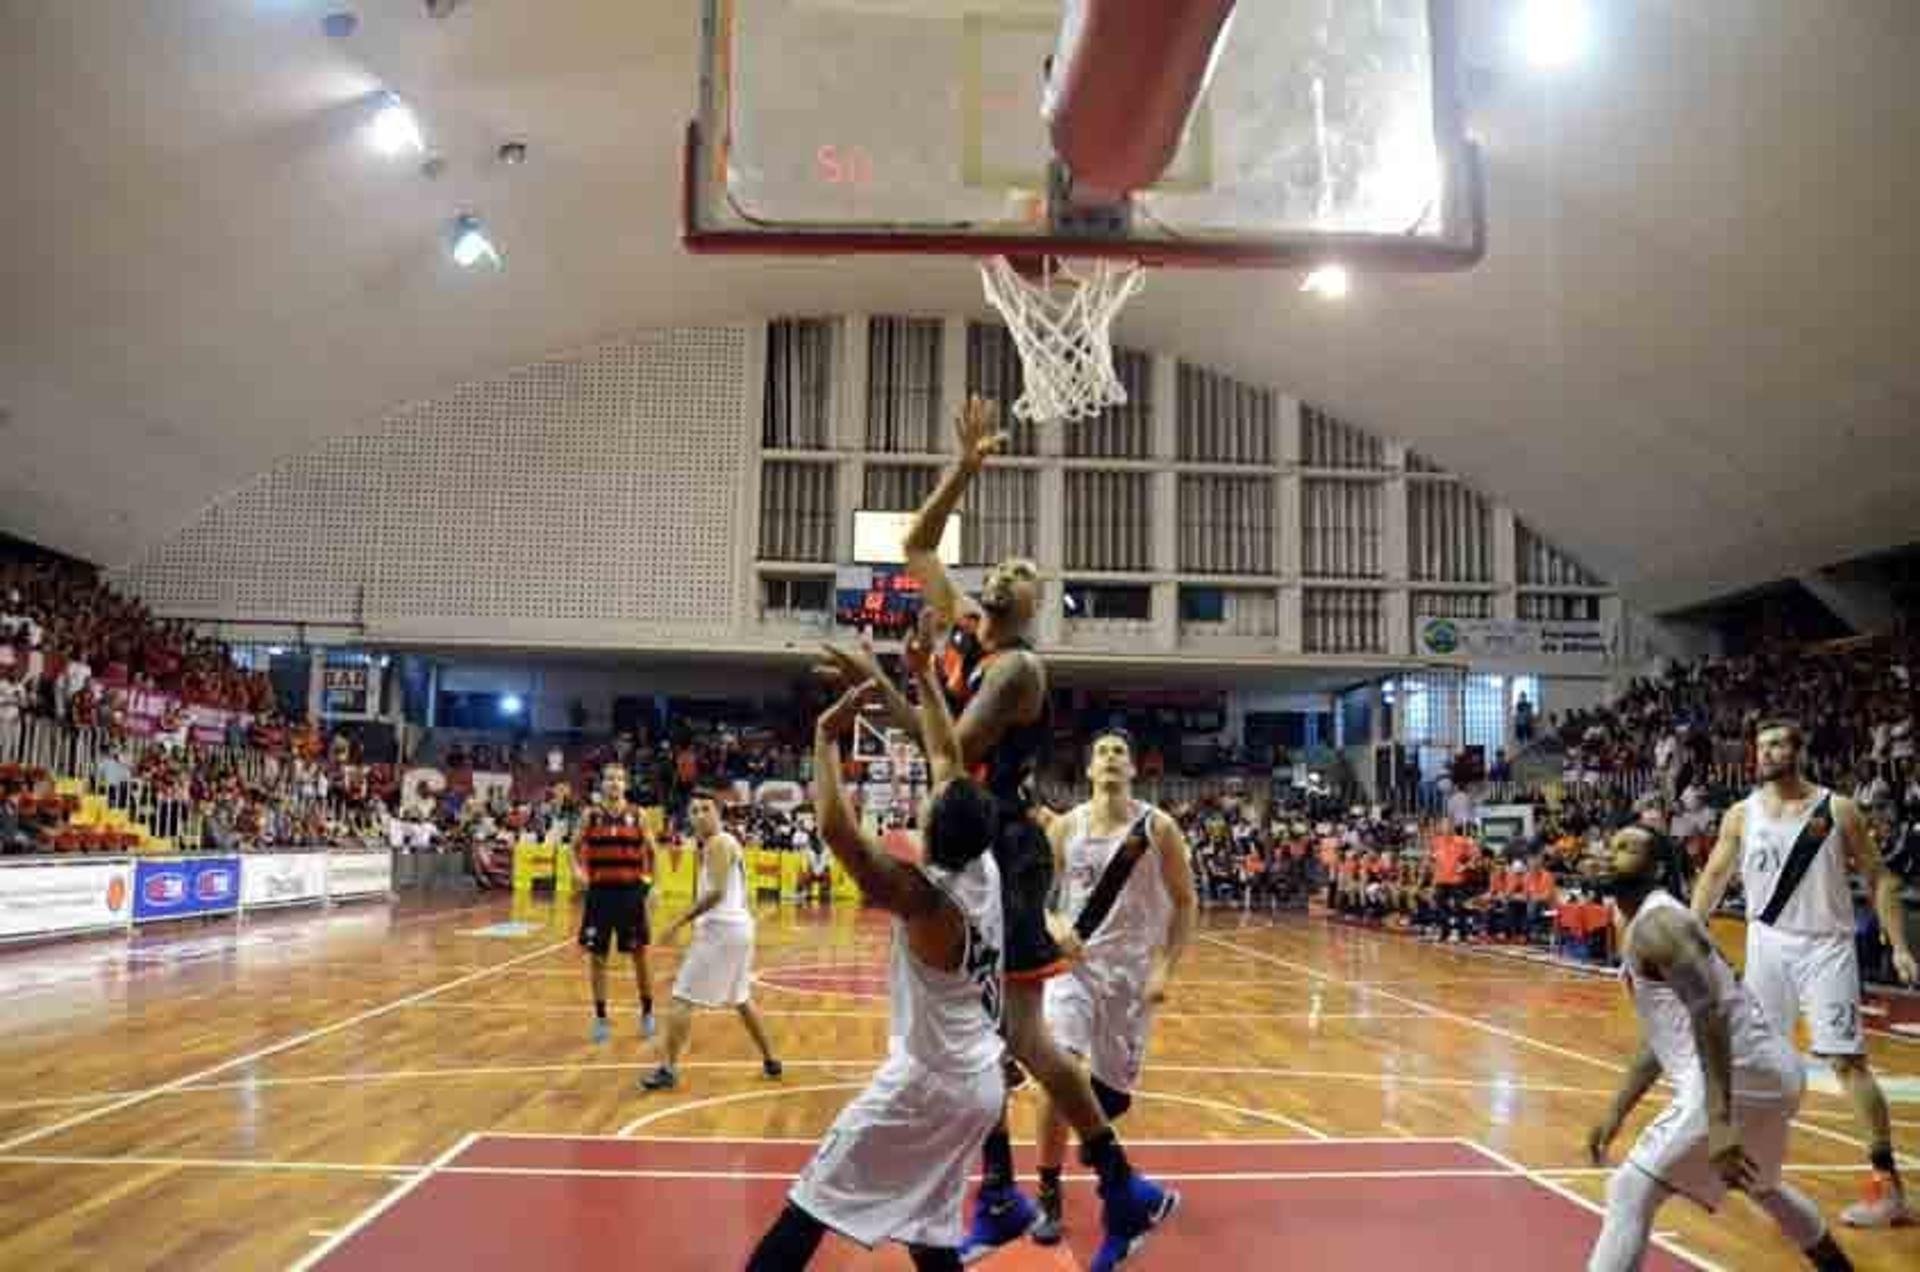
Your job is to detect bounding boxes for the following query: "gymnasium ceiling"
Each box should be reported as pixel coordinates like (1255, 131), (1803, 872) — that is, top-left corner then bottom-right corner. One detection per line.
(1, 1), (1916, 615)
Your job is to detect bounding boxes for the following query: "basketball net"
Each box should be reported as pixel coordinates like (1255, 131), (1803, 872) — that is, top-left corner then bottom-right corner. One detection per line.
(979, 255), (1146, 425)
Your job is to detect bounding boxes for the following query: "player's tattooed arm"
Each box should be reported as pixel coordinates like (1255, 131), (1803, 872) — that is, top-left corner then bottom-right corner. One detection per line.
(952, 649), (1040, 768)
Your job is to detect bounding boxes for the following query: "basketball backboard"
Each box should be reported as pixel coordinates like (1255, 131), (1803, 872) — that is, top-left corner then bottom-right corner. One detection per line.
(686, 0), (1483, 269)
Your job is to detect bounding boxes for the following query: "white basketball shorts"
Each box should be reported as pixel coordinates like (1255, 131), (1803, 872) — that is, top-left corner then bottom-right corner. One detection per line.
(671, 920), (755, 1007)
(1744, 921), (1865, 1057)
(788, 1051), (1005, 1249)
(1044, 959), (1154, 1094)
(1628, 1079), (1801, 1211)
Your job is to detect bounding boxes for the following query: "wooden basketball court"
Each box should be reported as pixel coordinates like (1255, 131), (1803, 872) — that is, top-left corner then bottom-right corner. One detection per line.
(0, 895), (1914, 1270)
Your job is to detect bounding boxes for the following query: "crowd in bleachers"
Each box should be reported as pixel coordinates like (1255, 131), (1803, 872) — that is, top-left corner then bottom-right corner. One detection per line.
(6, 536), (1917, 968)
(0, 557), (276, 727)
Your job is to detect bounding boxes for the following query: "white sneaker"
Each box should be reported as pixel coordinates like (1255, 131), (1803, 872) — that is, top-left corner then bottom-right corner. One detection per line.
(1840, 1175), (1914, 1228)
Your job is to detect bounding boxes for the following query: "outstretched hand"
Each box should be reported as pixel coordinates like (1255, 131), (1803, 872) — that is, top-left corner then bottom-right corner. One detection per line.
(956, 394), (1009, 470)
(815, 641), (885, 693)
(817, 679), (877, 738)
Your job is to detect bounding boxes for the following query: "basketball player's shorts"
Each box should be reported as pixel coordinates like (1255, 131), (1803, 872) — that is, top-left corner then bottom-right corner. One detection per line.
(1743, 921), (1866, 1056)
(1044, 958), (1154, 1094)
(1628, 1070), (1802, 1211)
(671, 918), (755, 1007)
(788, 1051), (1005, 1249)
(578, 884), (647, 956)
(992, 802), (1066, 982)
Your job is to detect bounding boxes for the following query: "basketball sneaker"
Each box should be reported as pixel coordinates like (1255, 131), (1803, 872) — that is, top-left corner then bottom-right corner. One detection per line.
(590, 1016), (611, 1045)
(1030, 1177), (1065, 1246)
(1840, 1173), (1913, 1227)
(639, 1010), (656, 1040)
(763, 1058), (784, 1079)
(639, 1065), (677, 1092)
(1092, 1173), (1179, 1272)
(959, 1185), (1038, 1263)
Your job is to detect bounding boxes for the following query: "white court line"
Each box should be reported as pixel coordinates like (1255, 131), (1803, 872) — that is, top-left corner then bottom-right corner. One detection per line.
(431, 1165), (1519, 1182)
(398, 1001), (1447, 1023)
(1538, 1164), (1874, 1179)
(0, 1091), (143, 1112)
(0, 1152), (417, 1175)
(149, 1060), (1617, 1101)
(290, 1132), (478, 1272)
(617, 1083), (865, 1138)
(489, 1131), (1499, 1152)
(612, 1079), (1329, 1141)
(0, 1147), (1875, 1185)
(1201, 929), (1920, 1170)
(1459, 1138), (1725, 1272)
(0, 939), (571, 1154)
(1132, 1089), (1328, 1140)
(1794, 1108), (1920, 1131)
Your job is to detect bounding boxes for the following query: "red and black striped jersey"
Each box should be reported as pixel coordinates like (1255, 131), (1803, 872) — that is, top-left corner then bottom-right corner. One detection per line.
(578, 805), (654, 887)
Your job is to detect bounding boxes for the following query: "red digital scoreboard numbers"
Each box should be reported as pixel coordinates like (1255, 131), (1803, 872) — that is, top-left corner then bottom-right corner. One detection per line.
(835, 567), (922, 635)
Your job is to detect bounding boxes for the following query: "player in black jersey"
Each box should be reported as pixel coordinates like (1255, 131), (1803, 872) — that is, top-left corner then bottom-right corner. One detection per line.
(828, 396), (1177, 1271)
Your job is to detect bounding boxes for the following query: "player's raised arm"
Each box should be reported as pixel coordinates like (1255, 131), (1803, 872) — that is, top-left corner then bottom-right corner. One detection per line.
(812, 682), (943, 920)
(903, 395), (1003, 624)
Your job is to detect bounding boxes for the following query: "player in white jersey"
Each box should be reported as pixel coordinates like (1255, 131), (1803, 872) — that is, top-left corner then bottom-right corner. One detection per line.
(1585, 827), (1854, 1272)
(1026, 728), (1196, 1247)
(1693, 719), (1917, 1226)
(640, 788), (782, 1091)
(747, 644), (1005, 1271)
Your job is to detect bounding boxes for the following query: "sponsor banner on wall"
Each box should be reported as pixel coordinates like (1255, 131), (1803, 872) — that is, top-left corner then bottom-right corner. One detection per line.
(132, 857), (241, 923)
(0, 861), (134, 939)
(241, 853), (329, 909)
(327, 851), (393, 899)
(1417, 618), (1614, 663)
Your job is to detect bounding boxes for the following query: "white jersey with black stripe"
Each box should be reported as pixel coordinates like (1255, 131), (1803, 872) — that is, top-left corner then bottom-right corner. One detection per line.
(1740, 786), (1851, 936)
(1060, 799), (1171, 979)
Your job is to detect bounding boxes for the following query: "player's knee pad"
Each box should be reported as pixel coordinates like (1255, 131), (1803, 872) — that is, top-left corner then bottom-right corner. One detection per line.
(1092, 1076), (1132, 1121)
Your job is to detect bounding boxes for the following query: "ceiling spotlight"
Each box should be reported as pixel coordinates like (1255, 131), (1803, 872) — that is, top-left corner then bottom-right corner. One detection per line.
(369, 93), (425, 157)
(449, 213), (501, 268)
(1300, 263), (1350, 300)
(499, 694), (524, 717)
(1518, 0), (1588, 69)
(497, 141), (528, 166)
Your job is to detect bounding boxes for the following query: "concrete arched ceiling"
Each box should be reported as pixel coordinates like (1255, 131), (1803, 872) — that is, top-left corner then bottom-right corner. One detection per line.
(1, 1), (1915, 613)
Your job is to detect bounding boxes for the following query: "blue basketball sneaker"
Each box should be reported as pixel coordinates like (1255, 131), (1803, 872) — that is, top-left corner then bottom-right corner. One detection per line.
(589, 1016), (611, 1045)
(959, 1185), (1038, 1264)
(1091, 1173), (1179, 1272)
